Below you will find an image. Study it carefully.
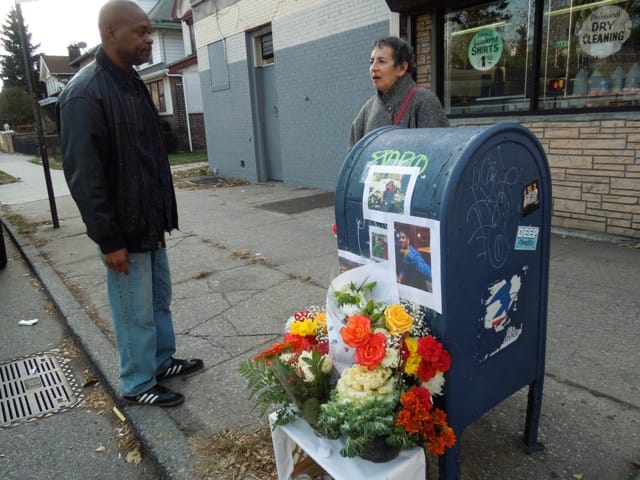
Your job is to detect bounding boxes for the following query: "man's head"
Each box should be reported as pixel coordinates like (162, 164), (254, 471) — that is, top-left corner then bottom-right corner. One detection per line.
(99, 0), (153, 70)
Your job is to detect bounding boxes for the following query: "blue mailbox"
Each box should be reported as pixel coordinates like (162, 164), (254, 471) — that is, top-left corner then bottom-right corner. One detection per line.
(334, 121), (550, 479)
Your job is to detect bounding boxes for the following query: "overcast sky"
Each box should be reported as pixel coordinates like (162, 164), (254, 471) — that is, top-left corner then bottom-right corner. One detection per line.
(0, 0), (109, 57)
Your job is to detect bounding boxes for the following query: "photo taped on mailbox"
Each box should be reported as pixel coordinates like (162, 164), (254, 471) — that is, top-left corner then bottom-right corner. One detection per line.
(370, 225), (389, 261)
(363, 165), (419, 222)
(388, 217), (442, 313)
(337, 249), (372, 274)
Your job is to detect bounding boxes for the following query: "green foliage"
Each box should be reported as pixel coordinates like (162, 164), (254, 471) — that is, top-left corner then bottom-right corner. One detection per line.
(316, 392), (412, 458)
(239, 351), (332, 429)
(0, 8), (40, 92)
(238, 359), (289, 417)
(0, 86), (32, 126)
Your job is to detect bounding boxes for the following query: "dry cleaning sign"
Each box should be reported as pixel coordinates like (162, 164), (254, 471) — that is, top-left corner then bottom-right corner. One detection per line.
(579, 5), (631, 58)
(468, 28), (503, 71)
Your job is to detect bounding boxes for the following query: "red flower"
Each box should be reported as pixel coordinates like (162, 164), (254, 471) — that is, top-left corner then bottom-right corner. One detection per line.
(316, 340), (329, 355)
(341, 315), (373, 348)
(254, 342), (289, 363)
(354, 332), (387, 369)
(284, 333), (312, 354)
(416, 336), (451, 381)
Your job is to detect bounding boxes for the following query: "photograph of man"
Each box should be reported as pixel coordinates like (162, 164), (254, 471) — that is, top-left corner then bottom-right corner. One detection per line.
(395, 224), (433, 292)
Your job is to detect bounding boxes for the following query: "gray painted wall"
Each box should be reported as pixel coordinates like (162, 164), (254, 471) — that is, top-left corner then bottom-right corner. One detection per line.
(276, 21), (389, 190)
(200, 59), (258, 181)
(199, 21), (390, 189)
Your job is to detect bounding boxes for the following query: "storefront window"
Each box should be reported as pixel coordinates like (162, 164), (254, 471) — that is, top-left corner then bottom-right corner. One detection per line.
(444, 0), (535, 115)
(539, 0), (640, 110)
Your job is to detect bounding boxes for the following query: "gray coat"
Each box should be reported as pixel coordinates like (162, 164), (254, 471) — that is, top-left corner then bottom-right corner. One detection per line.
(348, 73), (449, 149)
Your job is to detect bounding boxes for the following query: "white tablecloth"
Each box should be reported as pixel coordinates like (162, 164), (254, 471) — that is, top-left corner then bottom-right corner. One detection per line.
(269, 413), (426, 480)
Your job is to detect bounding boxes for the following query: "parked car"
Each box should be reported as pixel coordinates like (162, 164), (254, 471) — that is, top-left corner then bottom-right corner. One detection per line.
(0, 223), (7, 269)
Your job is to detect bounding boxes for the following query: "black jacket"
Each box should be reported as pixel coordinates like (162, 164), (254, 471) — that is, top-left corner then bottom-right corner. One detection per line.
(57, 49), (178, 254)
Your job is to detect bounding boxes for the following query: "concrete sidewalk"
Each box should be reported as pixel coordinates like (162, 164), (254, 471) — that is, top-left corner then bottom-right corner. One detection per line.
(1, 151), (639, 479)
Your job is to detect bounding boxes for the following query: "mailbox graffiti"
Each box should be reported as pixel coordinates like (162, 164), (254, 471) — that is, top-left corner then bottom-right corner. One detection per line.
(466, 153), (519, 269)
(367, 149), (430, 175)
(478, 270), (526, 362)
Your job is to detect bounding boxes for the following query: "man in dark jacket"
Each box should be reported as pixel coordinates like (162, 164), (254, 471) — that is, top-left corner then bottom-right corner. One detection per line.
(57, 0), (202, 407)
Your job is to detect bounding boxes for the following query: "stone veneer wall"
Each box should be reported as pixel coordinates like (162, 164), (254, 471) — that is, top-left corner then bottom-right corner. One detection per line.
(416, 14), (640, 240)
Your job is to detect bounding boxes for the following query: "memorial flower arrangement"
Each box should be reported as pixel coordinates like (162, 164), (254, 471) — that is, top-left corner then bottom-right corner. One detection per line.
(316, 278), (456, 459)
(239, 308), (332, 428)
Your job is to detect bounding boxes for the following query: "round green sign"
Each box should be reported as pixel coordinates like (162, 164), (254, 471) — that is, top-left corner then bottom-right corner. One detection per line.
(468, 28), (503, 72)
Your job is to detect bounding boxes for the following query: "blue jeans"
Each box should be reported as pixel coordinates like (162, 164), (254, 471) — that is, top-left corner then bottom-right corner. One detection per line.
(105, 248), (176, 396)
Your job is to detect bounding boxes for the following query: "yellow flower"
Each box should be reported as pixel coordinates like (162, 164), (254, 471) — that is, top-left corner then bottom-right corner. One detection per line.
(384, 304), (413, 335)
(403, 337), (420, 375)
(314, 312), (327, 325)
(289, 318), (318, 337)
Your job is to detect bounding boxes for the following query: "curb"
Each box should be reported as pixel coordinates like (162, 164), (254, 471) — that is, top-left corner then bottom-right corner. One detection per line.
(0, 216), (196, 480)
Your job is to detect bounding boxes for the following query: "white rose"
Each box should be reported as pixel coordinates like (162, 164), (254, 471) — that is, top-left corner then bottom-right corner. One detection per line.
(320, 354), (333, 374)
(297, 351), (316, 382)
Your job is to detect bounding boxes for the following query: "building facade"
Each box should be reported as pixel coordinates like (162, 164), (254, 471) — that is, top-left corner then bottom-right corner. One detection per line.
(192, 0), (640, 239)
(389, 0), (640, 239)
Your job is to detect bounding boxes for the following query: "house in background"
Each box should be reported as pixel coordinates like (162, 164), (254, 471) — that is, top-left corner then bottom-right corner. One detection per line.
(38, 44), (83, 101)
(136, 0), (206, 151)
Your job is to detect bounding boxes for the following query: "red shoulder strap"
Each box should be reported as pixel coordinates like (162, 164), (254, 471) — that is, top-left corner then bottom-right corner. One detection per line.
(393, 84), (421, 126)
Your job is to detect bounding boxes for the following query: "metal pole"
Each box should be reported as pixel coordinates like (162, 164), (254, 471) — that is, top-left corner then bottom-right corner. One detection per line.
(15, 0), (59, 228)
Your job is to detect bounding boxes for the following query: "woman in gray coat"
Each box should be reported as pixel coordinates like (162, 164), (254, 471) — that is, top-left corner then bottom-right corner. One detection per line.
(348, 36), (449, 150)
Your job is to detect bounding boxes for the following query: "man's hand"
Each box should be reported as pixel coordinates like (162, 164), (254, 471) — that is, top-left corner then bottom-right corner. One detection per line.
(104, 248), (132, 275)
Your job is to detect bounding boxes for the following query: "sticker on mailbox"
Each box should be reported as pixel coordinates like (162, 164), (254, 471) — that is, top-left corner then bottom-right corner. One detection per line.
(521, 180), (540, 216)
(515, 226), (539, 251)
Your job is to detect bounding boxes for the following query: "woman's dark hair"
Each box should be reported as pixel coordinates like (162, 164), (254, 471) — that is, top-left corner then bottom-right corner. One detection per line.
(372, 36), (416, 76)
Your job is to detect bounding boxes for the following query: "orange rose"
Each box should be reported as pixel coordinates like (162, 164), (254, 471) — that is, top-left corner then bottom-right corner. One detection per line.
(341, 315), (372, 347)
(384, 304), (413, 335)
(354, 332), (387, 369)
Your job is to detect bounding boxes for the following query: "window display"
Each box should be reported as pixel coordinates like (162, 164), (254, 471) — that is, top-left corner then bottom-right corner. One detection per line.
(444, 0), (535, 115)
(443, 0), (639, 115)
(539, 0), (639, 110)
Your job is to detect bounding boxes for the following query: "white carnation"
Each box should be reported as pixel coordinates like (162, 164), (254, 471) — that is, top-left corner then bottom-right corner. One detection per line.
(422, 370), (445, 396)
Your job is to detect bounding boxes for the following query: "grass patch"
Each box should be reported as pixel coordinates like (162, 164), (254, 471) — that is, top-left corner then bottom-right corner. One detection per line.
(168, 150), (208, 166)
(29, 157), (64, 170)
(28, 150), (207, 169)
(0, 170), (18, 185)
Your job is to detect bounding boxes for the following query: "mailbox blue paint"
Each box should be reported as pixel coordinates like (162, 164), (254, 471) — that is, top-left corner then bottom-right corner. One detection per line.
(334, 122), (550, 479)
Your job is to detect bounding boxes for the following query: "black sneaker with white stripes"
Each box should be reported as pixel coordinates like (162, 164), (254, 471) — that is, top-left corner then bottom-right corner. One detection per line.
(123, 384), (184, 407)
(156, 357), (204, 379)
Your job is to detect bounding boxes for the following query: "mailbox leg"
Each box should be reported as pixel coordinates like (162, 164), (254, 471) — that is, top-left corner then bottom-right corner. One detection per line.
(523, 380), (545, 453)
(438, 440), (461, 480)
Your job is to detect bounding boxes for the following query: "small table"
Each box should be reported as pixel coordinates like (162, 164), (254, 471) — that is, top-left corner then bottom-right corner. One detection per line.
(269, 413), (426, 480)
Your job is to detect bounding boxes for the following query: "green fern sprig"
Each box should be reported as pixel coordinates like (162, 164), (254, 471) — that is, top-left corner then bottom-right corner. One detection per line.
(238, 359), (289, 417)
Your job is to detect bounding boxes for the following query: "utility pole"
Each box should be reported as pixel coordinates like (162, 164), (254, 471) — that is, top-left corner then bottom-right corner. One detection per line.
(15, 0), (59, 228)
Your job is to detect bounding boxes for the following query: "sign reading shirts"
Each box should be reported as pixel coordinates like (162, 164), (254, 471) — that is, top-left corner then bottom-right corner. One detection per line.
(468, 28), (503, 71)
(579, 5), (632, 58)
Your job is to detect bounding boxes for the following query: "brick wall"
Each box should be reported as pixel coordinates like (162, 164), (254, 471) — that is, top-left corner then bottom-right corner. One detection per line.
(415, 14), (640, 240)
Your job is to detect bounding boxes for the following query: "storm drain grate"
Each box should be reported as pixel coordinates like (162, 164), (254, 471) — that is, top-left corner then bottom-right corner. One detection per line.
(0, 350), (83, 427)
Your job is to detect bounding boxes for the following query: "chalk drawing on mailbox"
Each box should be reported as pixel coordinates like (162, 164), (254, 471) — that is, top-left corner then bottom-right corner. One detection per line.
(479, 272), (524, 362)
